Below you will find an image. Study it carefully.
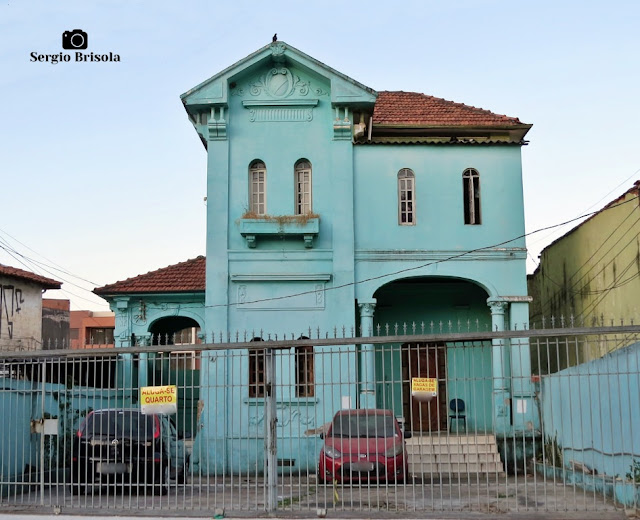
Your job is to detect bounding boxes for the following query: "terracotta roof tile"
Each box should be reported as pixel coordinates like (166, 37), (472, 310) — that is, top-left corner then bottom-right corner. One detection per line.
(94, 256), (205, 295)
(373, 91), (525, 127)
(0, 264), (61, 289)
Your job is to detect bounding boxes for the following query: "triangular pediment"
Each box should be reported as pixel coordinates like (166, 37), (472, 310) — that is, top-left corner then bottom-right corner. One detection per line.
(181, 42), (377, 110)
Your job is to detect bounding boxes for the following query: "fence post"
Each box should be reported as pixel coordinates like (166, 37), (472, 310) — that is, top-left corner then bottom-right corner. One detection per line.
(264, 348), (278, 512)
(40, 359), (45, 505)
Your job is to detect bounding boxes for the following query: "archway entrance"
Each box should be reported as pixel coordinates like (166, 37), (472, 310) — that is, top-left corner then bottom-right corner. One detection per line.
(147, 316), (201, 437)
(402, 343), (447, 433)
(372, 277), (491, 434)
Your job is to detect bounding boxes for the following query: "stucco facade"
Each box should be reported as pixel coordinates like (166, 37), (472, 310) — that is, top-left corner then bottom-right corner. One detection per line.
(97, 42), (535, 475)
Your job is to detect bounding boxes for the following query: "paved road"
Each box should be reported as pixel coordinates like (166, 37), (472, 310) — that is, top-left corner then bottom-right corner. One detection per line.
(1, 476), (631, 519)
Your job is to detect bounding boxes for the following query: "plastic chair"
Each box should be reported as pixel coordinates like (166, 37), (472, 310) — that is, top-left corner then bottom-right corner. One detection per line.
(449, 398), (466, 431)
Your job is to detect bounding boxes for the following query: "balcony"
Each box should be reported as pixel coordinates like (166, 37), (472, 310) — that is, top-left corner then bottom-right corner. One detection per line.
(239, 216), (319, 248)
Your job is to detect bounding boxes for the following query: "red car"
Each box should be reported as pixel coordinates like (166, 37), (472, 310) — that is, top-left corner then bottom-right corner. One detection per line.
(317, 409), (411, 484)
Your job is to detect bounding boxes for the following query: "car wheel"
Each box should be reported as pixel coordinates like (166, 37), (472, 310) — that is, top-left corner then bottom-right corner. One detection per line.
(317, 462), (325, 484)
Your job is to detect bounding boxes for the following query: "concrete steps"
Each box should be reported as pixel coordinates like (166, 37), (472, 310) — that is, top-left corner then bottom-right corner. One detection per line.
(407, 434), (505, 477)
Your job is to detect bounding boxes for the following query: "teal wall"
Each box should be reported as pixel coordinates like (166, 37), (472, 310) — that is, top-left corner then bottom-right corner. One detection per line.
(0, 379), (129, 496)
(540, 342), (640, 479)
(180, 43), (532, 474)
(354, 145), (526, 253)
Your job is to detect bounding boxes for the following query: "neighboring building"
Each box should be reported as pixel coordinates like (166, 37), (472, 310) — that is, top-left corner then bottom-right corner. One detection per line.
(95, 42), (534, 474)
(528, 180), (640, 371)
(42, 298), (70, 350)
(70, 310), (115, 349)
(0, 265), (61, 352)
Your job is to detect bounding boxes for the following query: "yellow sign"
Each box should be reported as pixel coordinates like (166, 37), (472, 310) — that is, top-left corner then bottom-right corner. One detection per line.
(411, 378), (437, 402)
(140, 385), (177, 415)
(412, 377), (438, 393)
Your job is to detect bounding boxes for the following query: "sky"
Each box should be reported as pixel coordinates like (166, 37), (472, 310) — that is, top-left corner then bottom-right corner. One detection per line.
(1, 0), (639, 312)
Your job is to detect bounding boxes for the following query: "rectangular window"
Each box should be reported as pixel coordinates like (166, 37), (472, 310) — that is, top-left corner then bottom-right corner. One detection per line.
(170, 350), (199, 370)
(85, 327), (114, 345)
(249, 349), (266, 398)
(295, 346), (315, 397)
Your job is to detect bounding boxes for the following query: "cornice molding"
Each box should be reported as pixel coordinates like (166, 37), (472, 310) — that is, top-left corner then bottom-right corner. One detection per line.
(230, 274), (332, 282)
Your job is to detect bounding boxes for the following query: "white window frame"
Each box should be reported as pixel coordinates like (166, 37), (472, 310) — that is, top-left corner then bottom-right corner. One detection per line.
(398, 168), (415, 225)
(463, 168), (481, 225)
(294, 160), (312, 215)
(249, 161), (266, 215)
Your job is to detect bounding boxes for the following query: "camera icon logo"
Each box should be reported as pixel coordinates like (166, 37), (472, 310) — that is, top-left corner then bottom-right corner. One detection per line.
(62, 29), (88, 50)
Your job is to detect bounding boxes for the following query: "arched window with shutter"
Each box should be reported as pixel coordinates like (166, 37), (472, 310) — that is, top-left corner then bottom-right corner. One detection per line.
(294, 160), (312, 215)
(398, 168), (415, 225)
(463, 168), (481, 225)
(249, 160), (266, 215)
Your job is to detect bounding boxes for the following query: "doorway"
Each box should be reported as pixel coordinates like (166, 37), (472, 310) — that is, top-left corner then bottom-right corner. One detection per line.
(402, 343), (447, 433)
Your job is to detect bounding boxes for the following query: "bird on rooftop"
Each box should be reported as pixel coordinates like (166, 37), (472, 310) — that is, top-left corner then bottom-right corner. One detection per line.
(272, 33), (277, 42)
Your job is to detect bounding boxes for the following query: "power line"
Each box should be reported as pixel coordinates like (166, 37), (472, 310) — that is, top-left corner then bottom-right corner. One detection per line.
(120, 194), (640, 312)
(0, 231), (99, 286)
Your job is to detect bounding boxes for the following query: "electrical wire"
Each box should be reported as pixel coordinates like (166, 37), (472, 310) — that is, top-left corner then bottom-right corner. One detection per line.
(2, 192), (639, 313)
(0, 228), (99, 285)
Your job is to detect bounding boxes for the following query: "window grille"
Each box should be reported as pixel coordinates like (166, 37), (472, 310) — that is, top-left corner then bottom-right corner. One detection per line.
(249, 161), (266, 215)
(169, 350), (198, 371)
(295, 341), (314, 397)
(294, 160), (312, 215)
(398, 168), (415, 225)
(249, 338), (265, 398)
(463, 168), (481, 224)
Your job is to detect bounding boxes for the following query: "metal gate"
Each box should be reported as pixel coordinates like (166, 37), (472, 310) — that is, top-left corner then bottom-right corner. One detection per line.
(1, 323), (638, 516)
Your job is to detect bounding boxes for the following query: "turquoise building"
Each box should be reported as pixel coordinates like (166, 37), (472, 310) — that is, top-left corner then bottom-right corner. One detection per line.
(96, 41), (535, 475)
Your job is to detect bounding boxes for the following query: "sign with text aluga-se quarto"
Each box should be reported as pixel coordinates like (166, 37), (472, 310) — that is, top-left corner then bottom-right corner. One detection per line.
(411, 377), (438, 403)
(140, 385), (177, 415)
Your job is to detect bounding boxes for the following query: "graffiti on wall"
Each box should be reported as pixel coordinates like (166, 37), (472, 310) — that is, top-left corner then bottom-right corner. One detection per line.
(0, 285), (24, 339)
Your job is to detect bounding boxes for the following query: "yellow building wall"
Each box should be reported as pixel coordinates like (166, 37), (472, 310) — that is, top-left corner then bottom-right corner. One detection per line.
(528, 184), (640, 370)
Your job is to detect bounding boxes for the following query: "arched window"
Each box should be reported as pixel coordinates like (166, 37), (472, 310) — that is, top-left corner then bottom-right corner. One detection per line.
(294, 160), (312, 215)
(463, 168), (481, 225)
(248, 337), (265, 398)
(249, 161), (266, 215)
(295, 336), (314, 397)
(398, 168), (415, 225)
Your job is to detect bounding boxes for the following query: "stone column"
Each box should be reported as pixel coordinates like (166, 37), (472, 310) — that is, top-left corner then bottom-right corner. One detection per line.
(137, 333), (152, 391)
(487, 298), (511, 435)
(358, 299), (376, 409)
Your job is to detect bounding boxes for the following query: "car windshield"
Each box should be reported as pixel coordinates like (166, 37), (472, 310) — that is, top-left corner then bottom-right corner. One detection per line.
(330, 413), (397, 438)
(82, 410), (155, 440)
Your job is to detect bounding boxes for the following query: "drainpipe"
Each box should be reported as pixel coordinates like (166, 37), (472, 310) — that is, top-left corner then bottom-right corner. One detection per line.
(358, 299), (377, 409)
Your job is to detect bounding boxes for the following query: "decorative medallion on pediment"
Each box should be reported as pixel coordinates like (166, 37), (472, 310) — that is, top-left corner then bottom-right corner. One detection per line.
(231, 68), (328, 99)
